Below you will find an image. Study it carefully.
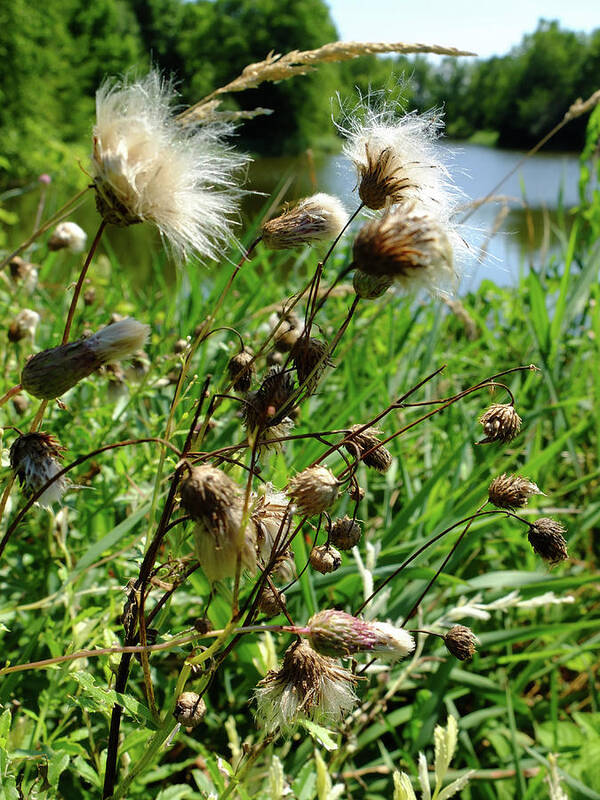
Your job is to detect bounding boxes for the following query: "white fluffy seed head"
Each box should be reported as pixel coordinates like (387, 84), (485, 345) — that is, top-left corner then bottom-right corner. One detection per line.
(88, 318), (150, 363)
(48, 221), (88, 253)
(9, 432), (67, 508)
(261, 193), (348, 250)
(92, 70), (248, 262)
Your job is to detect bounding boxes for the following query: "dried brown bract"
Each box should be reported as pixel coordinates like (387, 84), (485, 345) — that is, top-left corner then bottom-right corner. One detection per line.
(344, 425), (392, 472)
(309, 544), (342, 574)
(258, 586), (287, 618)
(291, 336), (332, 394)
(528, 518), (568, 566)
(488, 474), (543, 510)
(288, 466), (339, 516)
(174, 692), (206, 727)
(227, 348), (255, 393)
(330, 516), (362, 550)
(444, 625), (478, 661)
(478, 403), (522, 444)
(261, 194), (347, 249)
(10, 432), (67, 507)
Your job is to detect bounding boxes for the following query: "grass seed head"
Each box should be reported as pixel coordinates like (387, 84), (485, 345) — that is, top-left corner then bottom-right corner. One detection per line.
(48, 221), (87, 253)
(9, 432), (67, 507)
(330, 515), (362, 550)
(478, 403), (522, 444)
(444, 625), (478, 661)
(488, 473), (543, 510)
(287, 466), (339, 516)
(344, 425), (392, 472)
(307, 610), (415, 661)
(309, 544), (342, 574)
(261, 193), (348, 250)
(528, 518), (568, 566)
(174, 692), (206, 727)
(227, 348), (255, 392)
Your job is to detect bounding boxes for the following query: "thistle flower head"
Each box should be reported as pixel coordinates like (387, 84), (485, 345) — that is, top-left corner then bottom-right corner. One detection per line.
(528, 518), (568, 566)
(478, 403), (522, 444)
(254, 640), (358, 734)
(488, 473), (543, 510)
(261, 193), (348, 250)
(92, 70), (247, 261)
(48, 221), (87, 253)
(287, 466), (339, 516)
(20, 317), (149, 399)
(290, 336), (332, 394)
(8, 309), (40, 343)
(309, 544), (342, 574)
(306, 609), (415, 661)
(174, 692), (206, 727)
(352, 204), (458, 295)
(227, 348), (255, 393)
(330, 515), (362, 550)
(10, 432), (67, 507)
(444, 625), (478, 661)
(344, 425), (392, 473)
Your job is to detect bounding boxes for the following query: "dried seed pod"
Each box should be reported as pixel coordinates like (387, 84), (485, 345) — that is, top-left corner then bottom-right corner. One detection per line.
(174, 692), (206, 727)
(309, 545), (342, 574)
(261, 193), (348, 250)
(488, 474), (543, 510)
(353, 269), (393, 299)
(343, 425), (392, 473)
(349, 483), (365, 503)
(227, 349), (254, 393)
(258, 586), (287, 618)
(528, 518), (568, 566)
(291, 336), (332, 394)
(478, 403), (522, 444)
(306, 609), (414, 661)
(330, 516), (362, 550)
(9, 432), (67, 507)
(274, 326), (301, 353)
(288, 466), (339, 516)
(243, 368), (296, 431)
(180, 465), (241, 530)
(444, 625), (478, 661)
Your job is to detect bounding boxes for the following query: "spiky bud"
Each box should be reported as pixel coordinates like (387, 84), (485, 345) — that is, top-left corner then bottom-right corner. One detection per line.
(343, 425), (392, 473)
(288, 466), (339, 516)
(330, 516), (362, 550)
(174, 692), (206, 727)
(528, 518), (568, 566)
(291, 336), (331, 394)
(261, 194), (347, 250)
(20, 317), (149, 399)
(258, 586), (287, 618)
(478, 403), (522, 444)
(227, 349), (254, 393)
(8, 309), (40, 343)
(309, 544), (342, 574)
(444, 625), (478, 661)
(353, 269), (393, 299)
(306, 610), (415, 661)
(9, 432), (67, 507)
(48, 221), (87, 253)
(488, 474), (543, 510)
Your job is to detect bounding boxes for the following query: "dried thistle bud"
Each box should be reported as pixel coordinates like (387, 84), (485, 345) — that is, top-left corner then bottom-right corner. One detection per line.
(353, 269), (393, 299)
(174, 692), (206, 727)
(344, 425), (392, 473)
(349, 483), (365, 503)
(330, 516), (362, 550)
(227, 349), (254, 393)
(288, 466), (339, 516)
(48, 221), (87, 253)
(261, 193), (347, 250)
(309, 544), (342, 574)
(352, 204), (456, 294)
(488, 474), (543, 510)
(8, 309), (40, 343)
(11, 394), (29, 416)
(254, 640), (358, 733)
(180, 465), (240, 528)
(9, 432), (67, 507)
(21, 317), (149, 399)
(528, 518), (568, 566)
(243, 368), (296, 431)
(478, 403), (522, 444)
(444, 625), (478, 661)
(274, 326), (301, 353)
(291, 336), (332, 394)
(258, 586), (287, 618)
(306, 609), (414, 661)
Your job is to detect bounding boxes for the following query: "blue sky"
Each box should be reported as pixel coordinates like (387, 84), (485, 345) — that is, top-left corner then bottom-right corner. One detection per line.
(325, 1), (597, 58)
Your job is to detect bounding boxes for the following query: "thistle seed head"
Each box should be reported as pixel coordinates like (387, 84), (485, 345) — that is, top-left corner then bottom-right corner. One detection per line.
(478, 403), (522, 444)
(528, 518), (568, 566)
(330, 516), (362, 550)
(180, 465), (240, 531)
(309, 544), (342, 574)
(444, 625), (478, 661)
(287, 466), (339, 516)
(344, 425), (392, 473)
(48, 221), (87, 253)
(9, 432), (67, 507)
(8, 309), (40, 343)
(353, 269), (393, 299)
(306, 610), (415, 661)
(349, 483), (365, 503)
(261, 193), (348, 250)
(243, 368), (296, 431)
(290, 336), (332, 394)
(258, 586), (287, 618)
(488, 473), (543, 510)
(227, 348), (255, 393)
(174, 692), (206, 727)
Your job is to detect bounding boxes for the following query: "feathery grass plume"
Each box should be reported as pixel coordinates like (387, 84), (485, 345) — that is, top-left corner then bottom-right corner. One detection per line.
(48, 221), (87, 253)
(444, 625), (479, 661)
(258, 586), (287, 618)
(352, 202), (458, 294)
(287, 466), (339, 516)
(309, 544), (342, 574)
(477, 403), (522, 444)
(306, 609), (415, 661)
(353, 269), (393, 299)
(330, 515), (362, 550)
(227, 348), (255, 392)
(173, 692), (206, 727)
(92, 70), (247, 261)
(8, 309), (40, 343)
(20, 317), (149, 399)
(10, 432), (67, 508)
(343, 424), (392, 473)
(488, 473), (543, 509)
(180, 464), (258, 581)
(261, 194), (348, 250)
(528, 518), (568, 566)
(254, 640), (358, 734)
(291, 336), (332, 394)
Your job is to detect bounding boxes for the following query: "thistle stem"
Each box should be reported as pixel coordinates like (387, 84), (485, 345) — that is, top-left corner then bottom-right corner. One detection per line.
(61, 219), (106, 344)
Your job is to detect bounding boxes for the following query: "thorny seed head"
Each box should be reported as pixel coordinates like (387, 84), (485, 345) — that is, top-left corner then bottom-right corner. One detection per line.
(20, 317), (149, 399)
(478, 403), (522, 444)
(344, 425), (393, 473)
(306, 609), (415, 661)
(261, 193), (348, 250)
(174, 692), (206, 727)
(349, 483), (365, 503)
(227, 348), (255, 393)
(254, 640), (358, 734)
(291, 336), (332, 395)
(528, 518), (568, 566)
(353, 269), (393, 299)
(243, 367), (296, 431)
(258, 586), (287, 618)
(444, 625), (478, 661)
(9, 432), (67, 508)
(488, 473), (543, 510)
(48, 221), (87, 253)
(309, 544), (342, 574)
(287, 466), (339, 516)
(330, 516), (362, 550)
